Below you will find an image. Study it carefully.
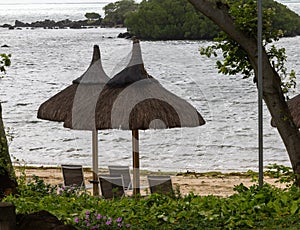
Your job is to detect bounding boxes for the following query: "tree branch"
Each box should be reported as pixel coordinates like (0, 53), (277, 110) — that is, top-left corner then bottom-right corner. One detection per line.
(188, 0), (258, 70)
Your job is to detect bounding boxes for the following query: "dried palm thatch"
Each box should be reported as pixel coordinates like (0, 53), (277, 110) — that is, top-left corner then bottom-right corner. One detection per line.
(63, 39), (205, 130)
(37, 45), (109, 196)
(37, 45), (109, 130)
(271, 94), (300, 128)
(37, 84), (76, 122)
(86, 38), (205, 195)
(37, 39), (206, 196)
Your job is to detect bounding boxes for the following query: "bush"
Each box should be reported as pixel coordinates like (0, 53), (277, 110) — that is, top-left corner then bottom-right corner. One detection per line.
(4, 165), (300, 229)
(85, 12), (101, 20)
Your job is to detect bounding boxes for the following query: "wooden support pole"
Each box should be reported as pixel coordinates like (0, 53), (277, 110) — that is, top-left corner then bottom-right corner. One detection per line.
(132, 129), (140, 195)
(92, 129), (99, 196)
(0, 202), (16, 230)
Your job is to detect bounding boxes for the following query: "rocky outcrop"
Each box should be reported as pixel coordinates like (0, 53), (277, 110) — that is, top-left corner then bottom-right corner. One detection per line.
(1, 24), (12, 28)
(0, 19), (134, 39)
(14, 20), (30, 27)
(1, 19), (102, 29)
(117, 31), (133, 39)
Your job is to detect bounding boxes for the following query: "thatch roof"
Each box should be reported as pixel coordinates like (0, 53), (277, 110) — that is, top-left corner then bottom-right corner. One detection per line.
(37, 45), (109, 129)
(37, 84), (77, 122)
(271, 94), (300, 128)
(63, 39), (205, 130)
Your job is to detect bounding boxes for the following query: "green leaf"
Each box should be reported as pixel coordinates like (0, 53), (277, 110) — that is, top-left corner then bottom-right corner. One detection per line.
(290, 201), (299, 215)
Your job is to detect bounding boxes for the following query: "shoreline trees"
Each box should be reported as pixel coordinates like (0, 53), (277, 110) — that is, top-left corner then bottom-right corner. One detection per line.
(124, 0), (300, 40)
(2, 0), (299, 39)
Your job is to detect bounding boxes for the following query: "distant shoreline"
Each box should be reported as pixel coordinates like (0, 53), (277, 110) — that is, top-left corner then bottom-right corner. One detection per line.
(0, 18), (115, 30)
(0, 18), (133, 39)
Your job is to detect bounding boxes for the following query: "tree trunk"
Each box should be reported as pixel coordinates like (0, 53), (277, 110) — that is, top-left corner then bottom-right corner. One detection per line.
(188, 0), (300, 184)
(0, 103), (17, 199)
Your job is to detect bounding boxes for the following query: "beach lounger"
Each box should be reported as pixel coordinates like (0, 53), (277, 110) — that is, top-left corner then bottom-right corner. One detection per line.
(108, 165), (132, 191)
(147, 175), (174, 196)
(61, 164), (94, 190)
(99, 174), (125, 199)
(61, 164), (86, 189)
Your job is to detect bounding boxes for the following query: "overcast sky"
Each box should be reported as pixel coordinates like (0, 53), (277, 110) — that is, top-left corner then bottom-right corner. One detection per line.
(0, 0), (116, 4)
(0, 0), (293, 9)
(0, 0), (291, 4)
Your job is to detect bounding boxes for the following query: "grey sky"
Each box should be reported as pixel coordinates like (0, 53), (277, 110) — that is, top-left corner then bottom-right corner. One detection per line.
(0, 0), (117, 4)
(0, 0), (290, 5)
(0, 0), (293, 12)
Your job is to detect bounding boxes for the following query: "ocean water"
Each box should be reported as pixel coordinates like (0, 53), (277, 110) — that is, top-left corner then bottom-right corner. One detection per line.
(0, 1), (299, 173)
(0, 2), (107, 25)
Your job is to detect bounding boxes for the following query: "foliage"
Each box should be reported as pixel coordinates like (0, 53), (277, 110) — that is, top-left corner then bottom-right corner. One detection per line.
(0, 53), (17, 199)
(73, 210), (130, 229)
(83, 12), (102, 26)
(124, 0), (300, 40)
(0, 52), (14, 181)
(4, 165), (300, 229)
(125, 0), (219, 40)
(199, 0), (297, 96)
(265, 163), (296, 186)
(17, 174), (57, 197)
(262, 0), (300, 37)
(0, 53), (11, 76)
(84, 12), (101, 20)
(0, 123), (9, 177)
(102, 0), (138, 27)
(5, 126), (14, 143)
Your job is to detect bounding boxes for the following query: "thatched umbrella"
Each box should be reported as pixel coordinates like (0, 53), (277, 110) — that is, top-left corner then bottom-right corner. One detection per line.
(271, 94), (300, 128)
(37, 45), (109, 196)
(66, 39), (205, 195)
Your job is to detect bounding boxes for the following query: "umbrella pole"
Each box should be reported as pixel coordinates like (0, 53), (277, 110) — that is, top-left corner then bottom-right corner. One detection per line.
(132, 129), (140, 195)
(92, 129), (99, 196)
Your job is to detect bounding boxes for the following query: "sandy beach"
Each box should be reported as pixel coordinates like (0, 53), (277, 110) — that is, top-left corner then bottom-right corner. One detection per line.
(14, 166), (287, 197)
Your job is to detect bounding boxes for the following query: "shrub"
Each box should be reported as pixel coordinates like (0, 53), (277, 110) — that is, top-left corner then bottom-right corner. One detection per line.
(4, 165), (300, 229)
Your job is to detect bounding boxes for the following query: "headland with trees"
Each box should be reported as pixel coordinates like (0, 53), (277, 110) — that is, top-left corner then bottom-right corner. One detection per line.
(1, 0), (299, 41)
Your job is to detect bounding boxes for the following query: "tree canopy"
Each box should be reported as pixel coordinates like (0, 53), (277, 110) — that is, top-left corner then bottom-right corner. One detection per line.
(200, 0), (296, 95)
(125, 0), (219, 40)
(263, 0), (300, 37)
(84, 12), (101, 21)
(102, 0), (138, 27)
(123, 0), (300, 40)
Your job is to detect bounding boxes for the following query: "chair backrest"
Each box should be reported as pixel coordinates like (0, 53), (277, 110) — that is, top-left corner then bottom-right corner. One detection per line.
(99, 174), (125, 199)
(61, 164), (85, 188)
(147, 175), (174, 195)
(108, 165), (132, 190)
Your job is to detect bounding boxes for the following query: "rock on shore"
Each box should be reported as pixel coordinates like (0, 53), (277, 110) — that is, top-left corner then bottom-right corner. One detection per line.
(1, 19), (102, 29)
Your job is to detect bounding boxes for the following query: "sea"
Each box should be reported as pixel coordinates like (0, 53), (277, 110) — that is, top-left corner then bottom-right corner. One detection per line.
(0, 0), (299, 173)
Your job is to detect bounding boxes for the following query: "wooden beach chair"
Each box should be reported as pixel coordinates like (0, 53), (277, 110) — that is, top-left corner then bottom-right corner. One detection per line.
(99, 174), (125, 199)
(147, 175), (174, 196)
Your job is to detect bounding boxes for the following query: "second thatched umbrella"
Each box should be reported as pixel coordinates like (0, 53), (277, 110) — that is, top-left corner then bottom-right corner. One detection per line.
(68, 39), (205, 195)
(38, 45), (109, 195)
(271, 94), (300, 128)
